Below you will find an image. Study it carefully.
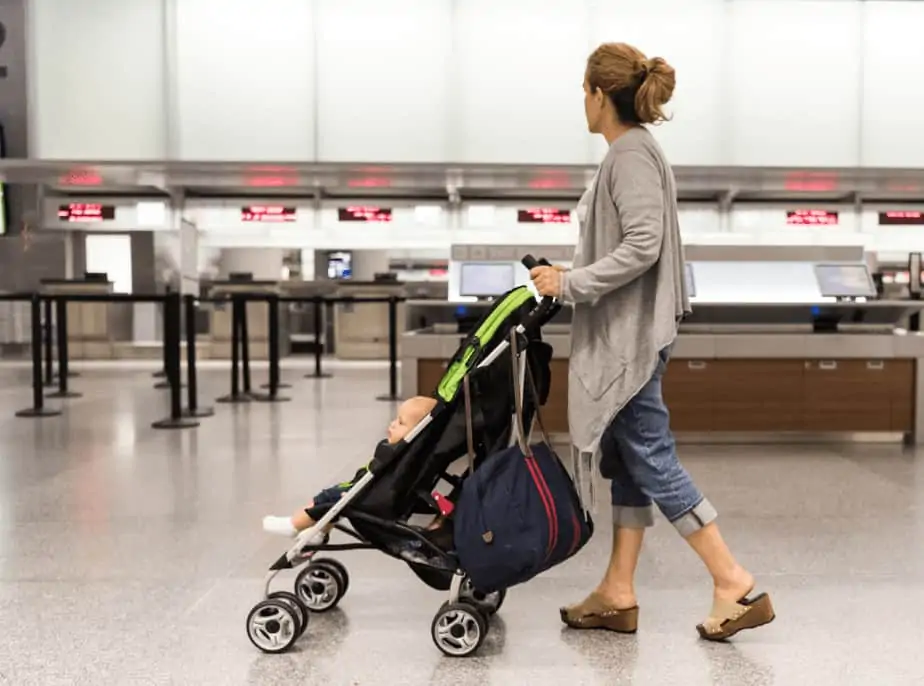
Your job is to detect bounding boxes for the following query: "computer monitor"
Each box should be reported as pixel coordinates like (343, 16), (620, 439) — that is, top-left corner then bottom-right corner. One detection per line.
(684, 262), (696, 298)
(459, 262), (515, 298)
(814, 263), (877, 299)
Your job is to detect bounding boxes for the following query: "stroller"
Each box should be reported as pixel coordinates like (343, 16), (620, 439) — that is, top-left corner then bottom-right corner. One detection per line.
(246, 255), (579, 658)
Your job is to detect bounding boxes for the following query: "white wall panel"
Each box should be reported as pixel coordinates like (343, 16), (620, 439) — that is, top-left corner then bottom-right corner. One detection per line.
(173, 0), (315, 161)
(726, 0), (862, 167)
(860, 2), (924, 168)
(315, 0), (451, 162)
(30, 0), (165, 159)
(452, 0), (592, 164)
(588, 0), (726, 166)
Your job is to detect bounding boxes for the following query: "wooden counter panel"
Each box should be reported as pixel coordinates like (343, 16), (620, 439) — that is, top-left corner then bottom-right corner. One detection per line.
(804, 360), (893, 431)
(711, 360), (804, 431)
(544, 359), (570, 434)
(662, 359), (714, 431)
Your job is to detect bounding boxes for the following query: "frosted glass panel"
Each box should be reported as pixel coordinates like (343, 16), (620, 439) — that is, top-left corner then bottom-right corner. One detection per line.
(726, 1), (862, 167)
(452, 0), (591, 164)
(315, 0), (452, 162)
(174, 0), (315, 160)
(588, 0), (726, 165)
(861, 1), (924, 167)
(31, 0), (165, 159)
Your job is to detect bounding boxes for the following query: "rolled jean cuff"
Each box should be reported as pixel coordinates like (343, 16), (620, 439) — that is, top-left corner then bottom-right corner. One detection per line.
(670, 498), (718, 538)
(612, 504), (655, 529)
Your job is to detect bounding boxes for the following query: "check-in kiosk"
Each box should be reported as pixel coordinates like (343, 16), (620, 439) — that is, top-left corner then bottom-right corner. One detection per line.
(402, 244), (924, 444)
(40, 277), (115, 359)
(333, 279), (406, 359)
(208, 278), (285, 360)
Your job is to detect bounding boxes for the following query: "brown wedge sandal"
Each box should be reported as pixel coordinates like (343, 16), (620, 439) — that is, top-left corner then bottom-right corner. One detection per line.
(696, 592), (775, 641)
(559, 592), (639, 633)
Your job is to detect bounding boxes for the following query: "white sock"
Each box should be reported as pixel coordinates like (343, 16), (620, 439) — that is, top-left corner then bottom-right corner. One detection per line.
(263, 515), (298, 537)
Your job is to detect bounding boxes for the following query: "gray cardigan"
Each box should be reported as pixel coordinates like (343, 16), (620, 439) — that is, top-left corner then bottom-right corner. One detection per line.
(560, 127), (691, 454)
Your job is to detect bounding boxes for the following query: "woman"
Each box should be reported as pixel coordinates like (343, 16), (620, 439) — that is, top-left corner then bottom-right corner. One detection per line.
(529, 42), (775, 641)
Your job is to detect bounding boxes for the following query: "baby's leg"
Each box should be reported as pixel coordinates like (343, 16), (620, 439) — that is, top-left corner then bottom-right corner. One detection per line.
(262, 501), (317, 537)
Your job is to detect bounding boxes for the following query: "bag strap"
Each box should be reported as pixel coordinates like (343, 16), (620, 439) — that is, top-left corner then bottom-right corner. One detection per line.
(462, 374), (476, 475)
(523, 349), (552, 447)
(509, 329), (530, 454)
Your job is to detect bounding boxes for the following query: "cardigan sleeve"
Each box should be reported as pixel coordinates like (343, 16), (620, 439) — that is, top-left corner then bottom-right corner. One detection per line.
(560, 149), (665, 304)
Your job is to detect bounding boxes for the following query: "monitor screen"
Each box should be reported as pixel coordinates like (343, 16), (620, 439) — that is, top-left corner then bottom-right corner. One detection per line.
(459, 263), (515, 298)
(814, 263), (876, 298)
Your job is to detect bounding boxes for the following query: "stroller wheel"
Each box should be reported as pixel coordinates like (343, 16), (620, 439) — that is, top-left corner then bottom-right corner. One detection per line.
(295, 560), (346, 613)
(460, 577), (506, 616)
(312, 557), (350, 597)
(431, 602), (487, 658)
(267, 591), (310, 638)
(246, 599), (300, 654)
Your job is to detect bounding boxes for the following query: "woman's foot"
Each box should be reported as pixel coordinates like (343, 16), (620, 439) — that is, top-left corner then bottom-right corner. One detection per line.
(698, 567), (775, 641)
(560, 589), (639, 633)
(262, 515), (298, 537)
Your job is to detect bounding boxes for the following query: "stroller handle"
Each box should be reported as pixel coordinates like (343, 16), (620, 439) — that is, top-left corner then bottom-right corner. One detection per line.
(521, 254), (562, 329)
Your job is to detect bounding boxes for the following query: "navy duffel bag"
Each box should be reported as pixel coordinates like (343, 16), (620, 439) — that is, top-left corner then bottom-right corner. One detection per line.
(453, 440), (594, 594)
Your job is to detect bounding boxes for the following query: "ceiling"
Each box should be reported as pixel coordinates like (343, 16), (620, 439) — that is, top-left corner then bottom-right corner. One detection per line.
(2, 159), (924, 203)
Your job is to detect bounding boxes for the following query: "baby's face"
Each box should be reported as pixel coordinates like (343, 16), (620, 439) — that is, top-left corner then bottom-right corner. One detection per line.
(386, 398), (434, 444)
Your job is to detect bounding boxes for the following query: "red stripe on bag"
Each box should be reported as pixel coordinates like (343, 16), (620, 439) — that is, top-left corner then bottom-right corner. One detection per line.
(525, 453), (558, 560)
(523, 454), (555, 558)
(567, 512), (581, 556)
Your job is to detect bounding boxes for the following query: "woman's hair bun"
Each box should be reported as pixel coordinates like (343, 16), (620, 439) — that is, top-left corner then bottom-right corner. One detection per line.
(635, 56), (675, 124)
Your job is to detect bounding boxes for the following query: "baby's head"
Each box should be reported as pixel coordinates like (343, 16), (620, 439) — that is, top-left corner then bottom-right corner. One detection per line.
(387, 396), (437, 444)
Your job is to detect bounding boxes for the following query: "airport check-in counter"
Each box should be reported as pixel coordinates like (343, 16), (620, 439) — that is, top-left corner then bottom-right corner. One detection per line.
(208, 280), (288, 360)
(401, 246), (924, 444)
(333, 281), (407, 360)
(40, 278), (115, 359)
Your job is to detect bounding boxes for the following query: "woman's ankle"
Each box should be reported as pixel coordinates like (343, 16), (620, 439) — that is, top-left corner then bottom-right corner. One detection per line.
(596, 582), (638, 608)
(713, 565), (754, 600)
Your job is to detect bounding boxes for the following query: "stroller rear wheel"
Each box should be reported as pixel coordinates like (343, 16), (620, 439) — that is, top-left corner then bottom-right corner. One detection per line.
(246, 599), (300, 654)
(267, 591), (310, 638)
(295, 559), (347, 613)
(431, 602), (487, 658)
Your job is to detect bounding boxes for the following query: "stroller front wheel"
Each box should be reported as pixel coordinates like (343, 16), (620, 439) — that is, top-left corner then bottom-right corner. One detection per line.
(431, 602), (487, 658)
(267, 591), (310, 638)
(295, 559), (347, 613)
(246, 599), (300, 654)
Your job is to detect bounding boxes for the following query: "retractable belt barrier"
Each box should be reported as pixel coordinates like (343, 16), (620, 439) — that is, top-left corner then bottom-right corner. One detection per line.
(1, 291), (407, 426)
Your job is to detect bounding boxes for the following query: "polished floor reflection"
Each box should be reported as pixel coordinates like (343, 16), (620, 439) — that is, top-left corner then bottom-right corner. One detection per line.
(0, 360), (921, 685)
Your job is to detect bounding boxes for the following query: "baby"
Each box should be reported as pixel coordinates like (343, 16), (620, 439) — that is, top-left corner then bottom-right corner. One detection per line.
(263, 395), (440, 538)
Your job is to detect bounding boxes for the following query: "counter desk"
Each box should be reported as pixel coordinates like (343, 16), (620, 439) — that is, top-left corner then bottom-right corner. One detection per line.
(402, 318), (924, 445)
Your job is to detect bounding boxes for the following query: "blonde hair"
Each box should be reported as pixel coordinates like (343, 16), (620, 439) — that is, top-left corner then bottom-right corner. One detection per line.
(586, 42), (675, 125)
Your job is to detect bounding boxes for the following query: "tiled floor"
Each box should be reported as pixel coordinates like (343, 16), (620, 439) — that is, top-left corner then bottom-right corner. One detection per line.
(0, 360), (922, 685)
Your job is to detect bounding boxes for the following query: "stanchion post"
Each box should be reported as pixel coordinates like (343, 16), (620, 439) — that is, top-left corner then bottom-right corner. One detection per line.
(153, 291), (199, 429)
(46, 297), (81, 399)
(240, 296), (253, 395)
(260, 295), (291, 390)
(183, 294), (213, 418)
(217, 294), (250, 404)
(252, 293), (289, 403)
(305, 295), (332, 379)
(17, 294), (62, 418)
(42, 298), (54, 387)
(376, 295), (401, 402)
(153, 285), (170, 379)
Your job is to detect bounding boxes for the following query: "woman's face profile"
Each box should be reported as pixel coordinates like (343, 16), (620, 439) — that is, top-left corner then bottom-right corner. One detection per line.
(583, 79), (605, 134)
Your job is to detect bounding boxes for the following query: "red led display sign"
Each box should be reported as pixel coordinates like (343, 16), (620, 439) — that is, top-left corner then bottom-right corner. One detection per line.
(785, 210), (839, 226)
(241, 206), (297, 222)
(517, 208), (572, 224)
(337, 206), (393, 222)
(57, 203), (116, 222)
(878, 211), (924, 226)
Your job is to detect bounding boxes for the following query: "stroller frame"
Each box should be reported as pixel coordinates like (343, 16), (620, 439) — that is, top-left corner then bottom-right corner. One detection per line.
(246, 262), (560, 658)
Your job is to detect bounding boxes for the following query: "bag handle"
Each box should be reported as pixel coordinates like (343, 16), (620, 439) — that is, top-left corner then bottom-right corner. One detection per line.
(462, 374), (476, 475)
